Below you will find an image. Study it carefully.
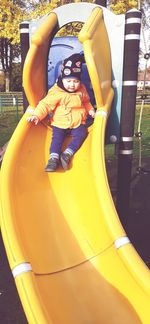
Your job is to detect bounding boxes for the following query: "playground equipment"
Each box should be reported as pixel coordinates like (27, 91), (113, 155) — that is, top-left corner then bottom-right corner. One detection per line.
(0, 3), (150, 323)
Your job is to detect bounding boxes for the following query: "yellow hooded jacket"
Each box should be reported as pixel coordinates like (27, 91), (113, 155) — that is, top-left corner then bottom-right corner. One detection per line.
(33, 83), (94, 129)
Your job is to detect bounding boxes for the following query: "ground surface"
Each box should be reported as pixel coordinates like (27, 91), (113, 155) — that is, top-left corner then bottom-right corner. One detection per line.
(0, 156), (150, 323)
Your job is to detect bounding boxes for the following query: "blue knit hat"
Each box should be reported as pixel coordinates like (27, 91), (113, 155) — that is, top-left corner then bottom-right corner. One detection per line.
(61, 53), (83, 80)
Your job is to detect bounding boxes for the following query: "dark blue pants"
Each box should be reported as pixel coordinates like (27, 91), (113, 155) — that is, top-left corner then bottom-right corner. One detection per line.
(50, 124), (88, 155)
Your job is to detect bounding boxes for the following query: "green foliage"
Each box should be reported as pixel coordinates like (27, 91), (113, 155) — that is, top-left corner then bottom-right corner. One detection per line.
(110, 0), (138, 14)
(0, 0), (24, 44)
(0, 0), (60, 45)
(24, 0), (59, 22)
(57, 22), (84, 37)
(0, 0), (60, 91)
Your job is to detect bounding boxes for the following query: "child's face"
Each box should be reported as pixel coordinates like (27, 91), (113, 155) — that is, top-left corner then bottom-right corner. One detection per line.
(62, 78), (81, 92)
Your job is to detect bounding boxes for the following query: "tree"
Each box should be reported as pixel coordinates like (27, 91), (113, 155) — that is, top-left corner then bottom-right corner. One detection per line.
(109, 0), (138, 14)
(140, 0), (150, 29)
(26, 0), (59, 20)
(0, 0), (24, 91)
(0, 0), (24, 44)
(0, 0), (59, 91)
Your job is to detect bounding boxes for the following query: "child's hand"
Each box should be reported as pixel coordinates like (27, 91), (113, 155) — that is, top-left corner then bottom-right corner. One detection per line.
(89, 109), (95, 118)
(27, 115), (40, 125)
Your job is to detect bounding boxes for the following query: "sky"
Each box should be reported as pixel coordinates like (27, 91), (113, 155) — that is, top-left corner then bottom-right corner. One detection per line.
(139, 0), (150, 69)
(140, 28), (150, 70)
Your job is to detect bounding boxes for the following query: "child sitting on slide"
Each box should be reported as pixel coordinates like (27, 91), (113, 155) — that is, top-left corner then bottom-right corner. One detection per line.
(27, 53), (95, 172)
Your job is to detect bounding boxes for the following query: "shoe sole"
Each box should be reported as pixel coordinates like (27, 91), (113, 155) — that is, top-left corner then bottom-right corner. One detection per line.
(45, 168), (57, 172)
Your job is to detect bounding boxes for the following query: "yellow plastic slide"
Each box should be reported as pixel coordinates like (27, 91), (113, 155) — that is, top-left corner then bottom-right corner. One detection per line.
(0, 6), (150, 324)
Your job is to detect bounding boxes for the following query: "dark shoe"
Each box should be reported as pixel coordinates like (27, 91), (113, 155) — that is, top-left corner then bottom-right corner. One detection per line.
(60, 153), (72, 170)
(45, 158), (59, 172)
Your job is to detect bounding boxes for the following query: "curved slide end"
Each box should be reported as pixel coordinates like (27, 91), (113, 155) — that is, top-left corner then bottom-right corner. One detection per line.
(0, 4), (150, 324)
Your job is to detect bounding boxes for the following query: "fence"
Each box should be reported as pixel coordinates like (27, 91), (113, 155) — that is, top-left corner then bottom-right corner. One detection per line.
(136, 93), (150, 105)
(0, 92), (23, 119)
(0, 91), (149, 114)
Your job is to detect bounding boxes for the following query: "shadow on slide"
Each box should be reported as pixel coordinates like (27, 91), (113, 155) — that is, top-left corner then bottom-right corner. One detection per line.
(0, 5), (150, 324)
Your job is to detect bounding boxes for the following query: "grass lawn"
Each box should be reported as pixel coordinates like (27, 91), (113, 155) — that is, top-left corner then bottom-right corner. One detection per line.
(133, 105), (150, 157)
(0, 111), (23, 147)
(0, 105), (150, 159)
(105, 105), (150, 159)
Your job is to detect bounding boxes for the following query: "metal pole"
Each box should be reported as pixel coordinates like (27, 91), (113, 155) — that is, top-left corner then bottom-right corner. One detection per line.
(20, 22), (30, 112)
(116, 9), (142, 228)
